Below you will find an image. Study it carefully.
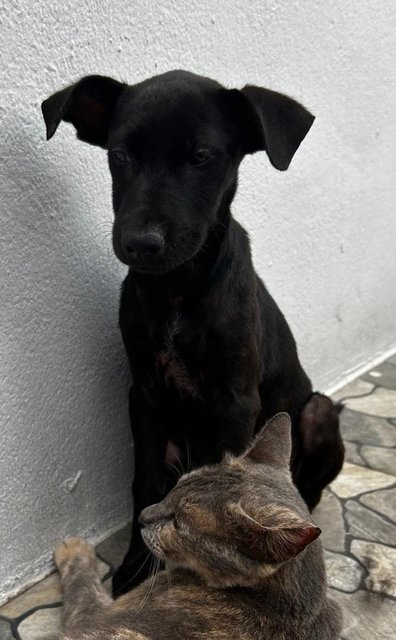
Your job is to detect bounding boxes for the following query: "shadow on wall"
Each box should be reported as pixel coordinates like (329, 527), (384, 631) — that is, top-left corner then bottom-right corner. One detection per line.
(0, 112), (133, 597)
(2, 117), (131, 406)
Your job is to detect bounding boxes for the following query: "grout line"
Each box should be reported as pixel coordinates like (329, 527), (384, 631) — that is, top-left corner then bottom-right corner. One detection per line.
(342, 437), (396, 452)
(332, 385), (379, 406)
(326, 486), (396, 600)
(339, 402), (396, 425)
(356, 493), (396, 528)
(10, 619), (21, 640)
(9, 601), (62, 639)
(338, 480), (396, 503)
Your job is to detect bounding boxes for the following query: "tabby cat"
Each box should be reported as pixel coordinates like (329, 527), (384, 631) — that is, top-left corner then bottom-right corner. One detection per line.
(51, 413), (342, 639)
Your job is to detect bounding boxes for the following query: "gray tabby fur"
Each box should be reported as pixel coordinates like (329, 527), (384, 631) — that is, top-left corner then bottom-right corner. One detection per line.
(48, 413), (342, 639)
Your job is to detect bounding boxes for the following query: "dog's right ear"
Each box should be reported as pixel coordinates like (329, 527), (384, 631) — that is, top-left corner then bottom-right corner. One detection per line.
(41, 75), (125, 148)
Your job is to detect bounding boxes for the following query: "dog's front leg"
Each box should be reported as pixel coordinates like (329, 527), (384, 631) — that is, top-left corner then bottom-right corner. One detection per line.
(291, 393), (345, 510)
(204, 390), (261, 462)
(112, 385), (172, 597)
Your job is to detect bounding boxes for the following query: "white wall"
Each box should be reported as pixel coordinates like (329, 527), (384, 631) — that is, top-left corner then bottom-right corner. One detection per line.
(1, 0), (395, 601)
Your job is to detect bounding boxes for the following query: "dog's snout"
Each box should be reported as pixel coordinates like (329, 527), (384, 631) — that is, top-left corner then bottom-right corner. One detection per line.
(123, 231), (164, 259)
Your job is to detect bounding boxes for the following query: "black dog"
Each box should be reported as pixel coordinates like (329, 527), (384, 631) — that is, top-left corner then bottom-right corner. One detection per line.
(42, 70), (344, 596)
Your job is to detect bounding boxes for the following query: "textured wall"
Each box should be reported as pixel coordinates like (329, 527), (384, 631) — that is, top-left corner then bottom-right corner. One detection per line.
(1, 0), (395, 601)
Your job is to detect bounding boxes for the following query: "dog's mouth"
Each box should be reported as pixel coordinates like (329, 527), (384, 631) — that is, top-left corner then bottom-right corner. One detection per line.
(113, 241), (205, 275)
(116, 253), (186, 274)
(119, 256), (170, 273)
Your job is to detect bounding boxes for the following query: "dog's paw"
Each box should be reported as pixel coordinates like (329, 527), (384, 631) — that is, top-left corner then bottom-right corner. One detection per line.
(54, 537), (97, 575)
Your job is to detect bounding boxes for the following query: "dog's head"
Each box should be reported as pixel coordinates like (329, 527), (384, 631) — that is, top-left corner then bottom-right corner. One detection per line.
(42, 71), (314, 273)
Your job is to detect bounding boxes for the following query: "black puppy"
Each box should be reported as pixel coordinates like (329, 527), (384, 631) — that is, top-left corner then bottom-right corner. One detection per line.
(42, 70), (344, 596)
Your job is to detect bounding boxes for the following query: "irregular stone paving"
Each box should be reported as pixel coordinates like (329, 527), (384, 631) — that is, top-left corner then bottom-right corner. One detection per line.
(0, 356), (395, 639)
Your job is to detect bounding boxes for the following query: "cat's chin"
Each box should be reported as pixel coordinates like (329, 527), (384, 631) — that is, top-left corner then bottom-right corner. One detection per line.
(141, 528), (166, 561)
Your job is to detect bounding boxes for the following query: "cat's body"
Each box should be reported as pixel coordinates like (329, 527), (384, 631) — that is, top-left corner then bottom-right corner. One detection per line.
(51, 414), (342, 640)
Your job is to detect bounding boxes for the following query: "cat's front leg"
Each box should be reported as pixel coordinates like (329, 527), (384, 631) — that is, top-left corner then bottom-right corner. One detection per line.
(55, 537), (113, 634)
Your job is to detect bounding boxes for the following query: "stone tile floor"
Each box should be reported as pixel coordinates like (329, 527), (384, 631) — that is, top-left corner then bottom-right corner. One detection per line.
(1, 355), (395, 639)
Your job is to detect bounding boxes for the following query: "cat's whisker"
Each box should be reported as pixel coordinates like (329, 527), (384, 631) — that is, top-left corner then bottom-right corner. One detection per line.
(124, 546), (150, 567)
(165, 461), (182, 481)
(112, 550), (151, 596)
(165, 562), (173, 598)
(185, 439), (192, 473)
(174, 450), (186, 477)
(133, 557), (160, 615)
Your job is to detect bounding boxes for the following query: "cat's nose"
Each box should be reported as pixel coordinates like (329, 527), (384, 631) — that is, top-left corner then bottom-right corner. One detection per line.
(139, 504), (159, 526)
(139, 504), (174, 527)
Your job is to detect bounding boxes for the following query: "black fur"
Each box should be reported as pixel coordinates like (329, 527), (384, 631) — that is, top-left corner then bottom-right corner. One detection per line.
(42, 70), (344, 596)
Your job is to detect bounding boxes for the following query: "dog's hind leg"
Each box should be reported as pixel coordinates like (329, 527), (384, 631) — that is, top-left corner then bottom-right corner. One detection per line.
(291, 393), (345, 511)
(54, 538), (113, 633)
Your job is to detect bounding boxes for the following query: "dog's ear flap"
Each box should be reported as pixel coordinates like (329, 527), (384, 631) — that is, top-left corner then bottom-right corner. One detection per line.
(227, 86), (314, 170)
(41, 75), (125, 148)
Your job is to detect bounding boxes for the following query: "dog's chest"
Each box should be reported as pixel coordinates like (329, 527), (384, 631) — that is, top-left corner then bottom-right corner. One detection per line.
(155, 309), (203, 400)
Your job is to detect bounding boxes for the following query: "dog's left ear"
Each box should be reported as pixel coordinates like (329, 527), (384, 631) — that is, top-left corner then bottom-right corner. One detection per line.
(227, 86), (315, 170)
(41, 75), (126, 148)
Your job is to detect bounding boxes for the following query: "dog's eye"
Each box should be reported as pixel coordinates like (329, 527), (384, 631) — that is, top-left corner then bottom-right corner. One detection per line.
(113, 149), (129, 164)
(191, 148), (211, 165)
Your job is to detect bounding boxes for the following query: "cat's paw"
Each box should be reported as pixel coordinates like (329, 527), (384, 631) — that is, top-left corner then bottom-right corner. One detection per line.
(54, 537), (97, 575)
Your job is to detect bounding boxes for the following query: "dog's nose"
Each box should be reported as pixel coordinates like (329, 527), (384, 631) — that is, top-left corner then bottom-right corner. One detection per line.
(123, 231), (164, 259)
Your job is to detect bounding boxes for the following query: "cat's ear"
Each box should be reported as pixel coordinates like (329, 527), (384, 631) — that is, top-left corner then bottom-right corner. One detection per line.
(41, 75), (125, 147)
(243, 412), (291, 469)
(232, 503), (321, 564)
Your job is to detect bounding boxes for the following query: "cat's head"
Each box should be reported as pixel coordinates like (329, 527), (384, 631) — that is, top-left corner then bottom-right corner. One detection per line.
(140, 413), (321, 588)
